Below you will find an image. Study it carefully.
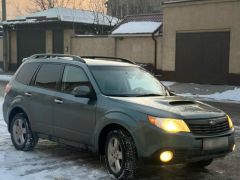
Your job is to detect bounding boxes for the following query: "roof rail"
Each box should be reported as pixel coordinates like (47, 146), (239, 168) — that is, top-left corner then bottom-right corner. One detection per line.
(81, 56), (136, 65)
(23, 54), (86, 63)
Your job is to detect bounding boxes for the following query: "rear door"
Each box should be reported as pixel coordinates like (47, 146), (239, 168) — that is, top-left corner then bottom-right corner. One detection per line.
(27, 63), (63, 135)
(53, 65), (96, 144)
(14, 62), (40, 119)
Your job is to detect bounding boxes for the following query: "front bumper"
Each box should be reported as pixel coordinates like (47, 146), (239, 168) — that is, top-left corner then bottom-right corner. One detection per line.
(135, 124), (235, 164)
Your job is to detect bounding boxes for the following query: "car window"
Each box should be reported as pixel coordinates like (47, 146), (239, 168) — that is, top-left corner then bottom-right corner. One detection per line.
(35, 63), (62, 91)
(16, 63), (39, 85)
(90, 66), (168, 97)
(61, 65), (89, 94)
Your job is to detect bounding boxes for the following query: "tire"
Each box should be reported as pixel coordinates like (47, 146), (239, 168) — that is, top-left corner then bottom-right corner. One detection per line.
(104, 129), (137, 180)
(10, 113), (38, 151)
(186, 159), (213, 169)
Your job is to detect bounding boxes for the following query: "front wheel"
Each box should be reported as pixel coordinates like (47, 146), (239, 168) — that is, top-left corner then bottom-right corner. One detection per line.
(10, 113), (38, 151)
(105, 129), (137, 180)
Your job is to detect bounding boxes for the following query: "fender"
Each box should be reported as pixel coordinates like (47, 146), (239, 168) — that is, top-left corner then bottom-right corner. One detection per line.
(93, 110), (141, 155)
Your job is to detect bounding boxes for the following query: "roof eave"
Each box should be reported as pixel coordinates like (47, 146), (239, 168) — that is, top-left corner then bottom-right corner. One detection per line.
(110, 33), (162, 37)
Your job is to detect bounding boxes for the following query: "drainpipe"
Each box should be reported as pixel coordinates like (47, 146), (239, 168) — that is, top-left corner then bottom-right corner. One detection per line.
(152, 32), (158, 72)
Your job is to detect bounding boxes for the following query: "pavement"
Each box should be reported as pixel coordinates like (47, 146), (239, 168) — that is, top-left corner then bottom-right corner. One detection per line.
(162, 81), (240, 104)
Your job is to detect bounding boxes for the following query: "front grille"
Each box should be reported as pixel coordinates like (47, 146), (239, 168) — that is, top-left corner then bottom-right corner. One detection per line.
(186, 117), (230, 136)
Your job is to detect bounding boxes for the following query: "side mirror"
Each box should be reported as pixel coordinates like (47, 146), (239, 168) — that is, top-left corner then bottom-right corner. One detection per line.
(72, 85), (91, 98)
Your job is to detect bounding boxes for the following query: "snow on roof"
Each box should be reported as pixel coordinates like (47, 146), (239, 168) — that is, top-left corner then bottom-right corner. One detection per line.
(112, 21), (162, 35)
(5, 7), (118, 26)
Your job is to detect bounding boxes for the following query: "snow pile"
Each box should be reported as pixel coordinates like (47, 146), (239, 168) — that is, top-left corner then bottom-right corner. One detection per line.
(178, 87), (240, 103)
(0, 75), (12, 82)
(0, 98), (109, 179)
(112, 22), (162, 34)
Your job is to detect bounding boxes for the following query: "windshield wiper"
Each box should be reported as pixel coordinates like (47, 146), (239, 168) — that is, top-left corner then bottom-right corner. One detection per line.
(136, 94), (163, 97)
(107, 94), (131, 97)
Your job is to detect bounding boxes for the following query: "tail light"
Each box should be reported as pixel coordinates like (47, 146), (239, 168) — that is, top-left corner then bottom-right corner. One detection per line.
(4, 83), (12, 96)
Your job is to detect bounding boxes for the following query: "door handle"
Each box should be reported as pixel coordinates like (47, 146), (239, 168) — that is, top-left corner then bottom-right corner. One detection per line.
(54, 99), (63, 104)
(24, 92), (32, 97)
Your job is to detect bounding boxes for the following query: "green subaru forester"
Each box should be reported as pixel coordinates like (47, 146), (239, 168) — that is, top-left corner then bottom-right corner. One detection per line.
(3, 54), (235, 179)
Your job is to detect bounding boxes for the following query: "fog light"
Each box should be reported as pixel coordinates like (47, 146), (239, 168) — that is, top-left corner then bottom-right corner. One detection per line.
(232, 144), (236, 151)
(160, 151), (173, 163)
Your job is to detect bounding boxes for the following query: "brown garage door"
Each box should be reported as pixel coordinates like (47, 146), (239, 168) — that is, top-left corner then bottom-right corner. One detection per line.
(176, 32), (230, 85)
(17, 29), (46, 68)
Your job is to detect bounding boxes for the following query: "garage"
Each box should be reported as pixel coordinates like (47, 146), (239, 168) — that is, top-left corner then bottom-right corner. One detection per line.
(17, 29), (46, 68)
(175, 31), (230, 85)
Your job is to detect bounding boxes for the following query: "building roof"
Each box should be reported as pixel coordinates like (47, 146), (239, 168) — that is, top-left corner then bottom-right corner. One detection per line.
(112, 22), (162, 35)
(4, 7), (118, 26)
(111, 13), (163, 36)
(163, 0), (216, 5)
(119, 13), (163, 24)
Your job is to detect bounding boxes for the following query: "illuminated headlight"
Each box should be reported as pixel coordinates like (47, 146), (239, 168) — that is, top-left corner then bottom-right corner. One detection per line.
(148, 116), (190, 133)
(160, 151), (173, 163)
(227, 115), (234, 130)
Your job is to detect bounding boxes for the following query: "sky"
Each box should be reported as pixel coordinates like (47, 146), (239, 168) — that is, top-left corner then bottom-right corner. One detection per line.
(3, 0), (91, 19)
(6, 0), (32, 19)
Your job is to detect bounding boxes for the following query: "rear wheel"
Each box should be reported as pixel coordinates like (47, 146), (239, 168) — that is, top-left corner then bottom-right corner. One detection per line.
(186, 159), (213, 169)
(10, 113), (38, 151)
(105, 129), (137, 180)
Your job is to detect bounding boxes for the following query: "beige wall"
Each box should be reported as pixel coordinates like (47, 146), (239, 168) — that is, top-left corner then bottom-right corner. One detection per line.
(71, 36), (115, 57)
(64, 29), (74, 54)
(162, 0), (240, 74)
(116, 36), (162, 69)
(71, 35), (163, 69)
(46, 30), (52, 53)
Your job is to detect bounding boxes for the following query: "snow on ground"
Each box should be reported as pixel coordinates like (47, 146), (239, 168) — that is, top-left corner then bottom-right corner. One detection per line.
(0, 75), (12, 82)
(0, 98), (109, 180)
(112, 22), (162, 34)
(161, 81), (176, 87)
(178, 87), (240, 103)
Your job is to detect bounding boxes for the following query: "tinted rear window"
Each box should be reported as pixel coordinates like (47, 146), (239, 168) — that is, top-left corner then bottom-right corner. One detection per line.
(34, 63), (62, 91)
(16, 63), (39, 85)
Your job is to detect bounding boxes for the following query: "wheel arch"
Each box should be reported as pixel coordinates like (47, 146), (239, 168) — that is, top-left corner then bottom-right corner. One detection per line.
(97, 123), (138, 158)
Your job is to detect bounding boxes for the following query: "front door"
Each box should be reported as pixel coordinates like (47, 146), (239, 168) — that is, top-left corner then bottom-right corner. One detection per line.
(53, 65), (96, 145)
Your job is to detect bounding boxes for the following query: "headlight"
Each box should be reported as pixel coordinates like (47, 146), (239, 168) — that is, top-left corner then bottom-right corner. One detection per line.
(227, 115), (234, 129)
(148, 116), (190, 133)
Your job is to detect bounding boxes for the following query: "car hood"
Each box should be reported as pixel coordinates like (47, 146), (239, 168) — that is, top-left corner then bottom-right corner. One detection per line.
(108, 95), (225, 119)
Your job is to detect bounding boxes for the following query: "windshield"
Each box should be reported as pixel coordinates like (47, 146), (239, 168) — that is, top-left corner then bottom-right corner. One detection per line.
(90, 66), (169, 97)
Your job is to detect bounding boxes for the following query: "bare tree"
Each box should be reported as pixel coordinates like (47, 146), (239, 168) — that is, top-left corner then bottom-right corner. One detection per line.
(87, 0), (119, 27)
(12, 1), (25, 16)
(29, 0), (74, 11)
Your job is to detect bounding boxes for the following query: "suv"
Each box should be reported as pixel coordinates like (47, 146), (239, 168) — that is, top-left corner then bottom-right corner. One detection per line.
(3, 54), (235, 179)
